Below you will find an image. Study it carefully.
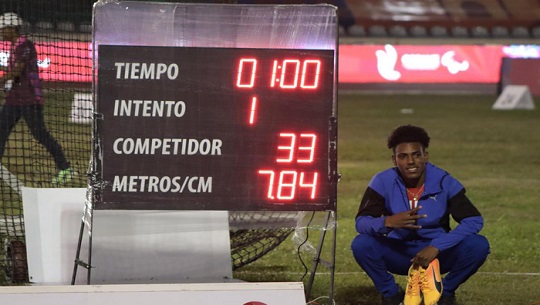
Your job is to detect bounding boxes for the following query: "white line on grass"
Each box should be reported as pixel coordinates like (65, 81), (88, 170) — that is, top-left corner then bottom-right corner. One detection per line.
(235, 271), (540, 276)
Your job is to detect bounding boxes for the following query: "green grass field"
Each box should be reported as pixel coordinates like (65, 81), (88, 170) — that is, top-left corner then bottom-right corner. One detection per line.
(234, 93), (540, 305)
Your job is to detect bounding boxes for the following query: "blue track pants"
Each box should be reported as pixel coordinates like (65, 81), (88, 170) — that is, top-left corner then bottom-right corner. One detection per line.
(351, 234), (490, 298)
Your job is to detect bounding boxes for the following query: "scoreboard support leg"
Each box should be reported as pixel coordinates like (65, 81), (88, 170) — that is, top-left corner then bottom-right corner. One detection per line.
(305, 210), (337, 304)
(71, 194), (94, 285)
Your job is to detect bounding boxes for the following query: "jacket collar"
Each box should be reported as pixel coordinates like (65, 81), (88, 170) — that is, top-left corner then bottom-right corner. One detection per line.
(393, 162), (445, 196)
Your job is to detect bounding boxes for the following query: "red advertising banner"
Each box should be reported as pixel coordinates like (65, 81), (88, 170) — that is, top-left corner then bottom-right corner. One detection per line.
(339, 44), (507, 84)
(0, 41), (92, 82)
(2, 42), (539, 85)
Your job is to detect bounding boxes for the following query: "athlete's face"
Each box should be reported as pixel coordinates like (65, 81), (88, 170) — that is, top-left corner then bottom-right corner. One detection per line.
(392, 142), (428, 187)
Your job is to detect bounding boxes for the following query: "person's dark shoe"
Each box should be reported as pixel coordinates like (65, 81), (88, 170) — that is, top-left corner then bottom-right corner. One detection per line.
(381, 287), (405, 305)
(437, 293), (456, 305)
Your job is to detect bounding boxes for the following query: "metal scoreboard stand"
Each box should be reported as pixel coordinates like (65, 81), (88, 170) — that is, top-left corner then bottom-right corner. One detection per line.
(73, 1), (339, 302)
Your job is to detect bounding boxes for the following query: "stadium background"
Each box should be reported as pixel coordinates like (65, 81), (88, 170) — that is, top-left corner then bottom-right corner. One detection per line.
(0, 0), (538, 295)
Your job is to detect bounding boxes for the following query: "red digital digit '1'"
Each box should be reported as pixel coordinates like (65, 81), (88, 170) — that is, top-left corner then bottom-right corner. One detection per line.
(249, 96), (257, 125)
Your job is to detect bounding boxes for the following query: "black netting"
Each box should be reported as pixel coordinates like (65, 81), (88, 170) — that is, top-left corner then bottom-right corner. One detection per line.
(0, 0), (301, 285)
(229, 211), (300, 270)
(230, 228), (293, 270)
(0, 0), (92, 284)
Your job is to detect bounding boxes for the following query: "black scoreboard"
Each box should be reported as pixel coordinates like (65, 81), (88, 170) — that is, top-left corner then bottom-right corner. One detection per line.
(95, 45), (337, 211)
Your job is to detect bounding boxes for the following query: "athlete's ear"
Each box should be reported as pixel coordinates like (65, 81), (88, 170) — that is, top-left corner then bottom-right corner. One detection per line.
(391, 154), (397, 166)
(424, 150), (429, 161)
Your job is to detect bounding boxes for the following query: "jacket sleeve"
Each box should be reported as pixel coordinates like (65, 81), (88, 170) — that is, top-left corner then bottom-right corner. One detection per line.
(430, 189), (484, 251)
(355, 186), (392, 235)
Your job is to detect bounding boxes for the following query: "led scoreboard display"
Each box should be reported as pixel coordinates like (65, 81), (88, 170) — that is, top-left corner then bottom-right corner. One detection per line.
(96, 45), (336, 211)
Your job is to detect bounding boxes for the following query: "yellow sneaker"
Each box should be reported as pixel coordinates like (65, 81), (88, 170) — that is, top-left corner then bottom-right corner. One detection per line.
(404, 265), (422, 305)
(420, 259), (443, 305)
(52, 167), (73, 185)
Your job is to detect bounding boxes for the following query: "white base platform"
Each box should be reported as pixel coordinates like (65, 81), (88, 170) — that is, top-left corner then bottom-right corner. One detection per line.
(0, 282), (306, 305)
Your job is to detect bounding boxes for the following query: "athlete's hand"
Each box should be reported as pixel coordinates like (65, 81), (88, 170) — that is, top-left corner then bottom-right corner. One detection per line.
(384, 206), (426, 229)
(411, 245), (440, 268)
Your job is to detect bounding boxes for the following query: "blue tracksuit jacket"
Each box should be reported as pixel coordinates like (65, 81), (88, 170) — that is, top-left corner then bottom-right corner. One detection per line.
(355, 162), (483, 251)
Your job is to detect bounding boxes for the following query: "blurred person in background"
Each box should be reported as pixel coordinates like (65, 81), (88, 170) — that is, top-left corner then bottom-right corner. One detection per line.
(351, 125), (489, 305)
(0, 12), (72, 185)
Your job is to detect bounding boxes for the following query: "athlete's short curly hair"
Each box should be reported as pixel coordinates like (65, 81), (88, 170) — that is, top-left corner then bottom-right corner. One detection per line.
(387, 125), (430, 150)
